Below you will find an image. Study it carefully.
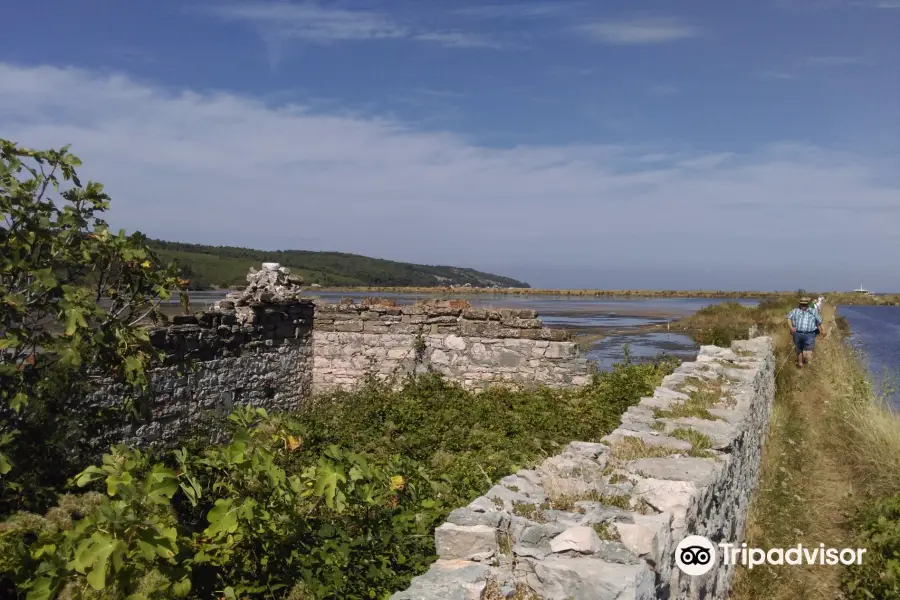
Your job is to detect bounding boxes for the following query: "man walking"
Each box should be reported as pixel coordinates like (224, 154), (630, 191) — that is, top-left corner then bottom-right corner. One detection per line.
(788, 297), (823, 368)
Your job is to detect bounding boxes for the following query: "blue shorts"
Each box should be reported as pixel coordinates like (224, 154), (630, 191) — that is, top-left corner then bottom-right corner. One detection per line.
(793, 331), (817, 352)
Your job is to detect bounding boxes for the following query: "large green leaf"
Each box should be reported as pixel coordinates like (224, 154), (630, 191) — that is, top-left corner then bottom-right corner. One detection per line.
(205, 498), (239, 537)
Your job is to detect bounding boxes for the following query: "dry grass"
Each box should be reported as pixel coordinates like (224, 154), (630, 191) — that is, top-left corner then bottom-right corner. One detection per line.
(654, 381), (726, 421)
(592, 521), (621, 541)
(732, 304), (900, 600)
(482, 579), (542, 600)
(609, 436), (684, 461)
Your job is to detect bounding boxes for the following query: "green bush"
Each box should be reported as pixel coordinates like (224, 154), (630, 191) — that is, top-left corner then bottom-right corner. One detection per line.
(1, 408), (442, 600)
(1, 357), (677, 600)
(843, 493), (900, 599)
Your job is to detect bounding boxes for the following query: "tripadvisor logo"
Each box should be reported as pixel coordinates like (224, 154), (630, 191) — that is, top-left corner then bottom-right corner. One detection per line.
(675, 535), (717, 576)
(674, 535), (868, 576)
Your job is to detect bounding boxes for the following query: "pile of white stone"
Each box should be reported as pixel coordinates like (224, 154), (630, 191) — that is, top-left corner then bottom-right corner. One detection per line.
(214, 263), (304, 311)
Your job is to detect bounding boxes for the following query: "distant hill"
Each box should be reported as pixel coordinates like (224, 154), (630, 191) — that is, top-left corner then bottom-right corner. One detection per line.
(147, 240), (530, 290)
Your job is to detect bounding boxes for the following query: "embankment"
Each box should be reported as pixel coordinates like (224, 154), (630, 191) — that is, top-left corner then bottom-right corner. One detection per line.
(391, 337), (776, 600)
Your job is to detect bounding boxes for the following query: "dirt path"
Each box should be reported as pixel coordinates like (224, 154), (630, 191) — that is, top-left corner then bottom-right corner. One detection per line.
(732, 308), (859, 599)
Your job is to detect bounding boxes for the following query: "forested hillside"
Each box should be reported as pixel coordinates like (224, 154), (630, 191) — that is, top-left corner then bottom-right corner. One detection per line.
(147, 240), (530, 289)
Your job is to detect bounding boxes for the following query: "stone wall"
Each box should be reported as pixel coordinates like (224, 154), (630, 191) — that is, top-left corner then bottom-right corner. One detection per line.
(89, 266), (315, 446)
(312, 299), (592, 392)
(390, 336), (776, 600)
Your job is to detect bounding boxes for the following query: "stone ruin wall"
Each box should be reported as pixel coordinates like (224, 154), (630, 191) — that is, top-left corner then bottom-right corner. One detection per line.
(94, 266), (593, 446)
(90, 266), (315, 446)
(391, 337), (776, 600)
(313, 298), (592, 393)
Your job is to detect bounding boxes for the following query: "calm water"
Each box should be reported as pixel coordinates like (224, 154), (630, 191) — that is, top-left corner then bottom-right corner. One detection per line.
(175, 291), (756, 371)
(838, 305), (900, 407)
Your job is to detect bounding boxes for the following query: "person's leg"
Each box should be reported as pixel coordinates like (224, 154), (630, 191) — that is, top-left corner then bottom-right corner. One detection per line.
(801, 333), (816, 365)
(793, 332), (804, 367)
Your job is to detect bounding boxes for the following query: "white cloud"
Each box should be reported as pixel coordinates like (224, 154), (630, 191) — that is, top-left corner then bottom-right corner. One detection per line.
(204, 2), (408, 43)
(0, 63), (898, 287)
(454, 2), (581, 19)
(200, 1), (505, 58)
(578, 17), (701, 45)
(411, 32), (506, 49)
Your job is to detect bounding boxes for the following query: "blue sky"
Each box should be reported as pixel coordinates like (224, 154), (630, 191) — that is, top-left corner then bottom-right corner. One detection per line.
(1, 0), (899, 290)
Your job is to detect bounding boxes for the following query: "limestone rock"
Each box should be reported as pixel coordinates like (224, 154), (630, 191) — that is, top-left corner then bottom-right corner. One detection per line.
(549, 526), (603, 554)
(435, 523), (498, 561)
(530, 557), (655, 600)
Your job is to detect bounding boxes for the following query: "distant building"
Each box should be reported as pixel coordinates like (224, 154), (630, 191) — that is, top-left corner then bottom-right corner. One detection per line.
(854, 284), (869, 294)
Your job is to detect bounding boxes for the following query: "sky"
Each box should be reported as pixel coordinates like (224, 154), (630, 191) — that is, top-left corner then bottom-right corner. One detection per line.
(1, 0), (899, 291)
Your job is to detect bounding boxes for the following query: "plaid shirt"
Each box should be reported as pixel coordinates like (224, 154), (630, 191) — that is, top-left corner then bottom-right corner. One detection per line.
(788, 308), (822, 333)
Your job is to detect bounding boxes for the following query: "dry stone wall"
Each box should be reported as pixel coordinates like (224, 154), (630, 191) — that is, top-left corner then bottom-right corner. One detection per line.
(312, 299), (592, 392)
(89, 266), (314, 446)
(390, 336), (776, 600)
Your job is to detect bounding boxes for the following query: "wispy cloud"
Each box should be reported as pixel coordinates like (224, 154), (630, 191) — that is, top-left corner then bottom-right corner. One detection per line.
(801, 55), (865, 67)
(577, 17), (701, 45)
(205, 2), (408, 43)
(454, 2), (582, 19)
(758, 70), (798, 80)
(199, 1), (505, 65)
(412, 32), (507, 49)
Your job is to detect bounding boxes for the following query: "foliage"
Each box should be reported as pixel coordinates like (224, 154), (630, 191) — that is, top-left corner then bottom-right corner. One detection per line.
(1, 358), (676, 599)
(292, 357), (678, 509)
(842, 494), (900, 599)
(148, 240), (530, 290)
(1, 408), (442, 600)
(0, 139), (183, 515)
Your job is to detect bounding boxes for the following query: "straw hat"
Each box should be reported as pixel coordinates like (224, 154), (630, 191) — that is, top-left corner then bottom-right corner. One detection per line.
(799, 296), (811, 305)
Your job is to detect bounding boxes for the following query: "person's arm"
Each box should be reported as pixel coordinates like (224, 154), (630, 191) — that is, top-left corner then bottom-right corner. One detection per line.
(787, 311), (796, 334)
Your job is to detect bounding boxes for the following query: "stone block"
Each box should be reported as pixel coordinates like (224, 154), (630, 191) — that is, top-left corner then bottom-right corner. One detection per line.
(434, 524), (498, 561)
(334, 321), (364, 333)
(531, 557), (654, 600)
(426, 316), (460, 324)
(462, 308), (489, 320)
(549, 526), (604, 554)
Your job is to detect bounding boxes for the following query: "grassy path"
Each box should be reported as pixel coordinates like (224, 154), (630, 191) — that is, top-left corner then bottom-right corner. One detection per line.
(732, 306), (895, 599)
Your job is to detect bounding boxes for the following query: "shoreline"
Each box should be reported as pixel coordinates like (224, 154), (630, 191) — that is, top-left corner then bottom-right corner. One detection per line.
(307, 287), (900, 305)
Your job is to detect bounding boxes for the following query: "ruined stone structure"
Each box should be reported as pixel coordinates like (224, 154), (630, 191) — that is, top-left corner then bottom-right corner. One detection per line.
(390, 337), (776, 600)
(91, 266), (315, 445)
(313, 299), (591, 392)
(97, 266), (591, 445)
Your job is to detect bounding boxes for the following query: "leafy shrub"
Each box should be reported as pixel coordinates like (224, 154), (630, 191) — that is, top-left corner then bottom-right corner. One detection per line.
(842, 493), (900, 599)
(1, 356), (677, 599)
(0, 140), (184, 516)
(1, 408), (442, 600)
